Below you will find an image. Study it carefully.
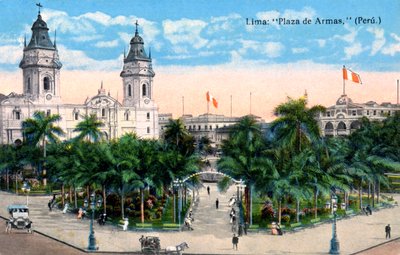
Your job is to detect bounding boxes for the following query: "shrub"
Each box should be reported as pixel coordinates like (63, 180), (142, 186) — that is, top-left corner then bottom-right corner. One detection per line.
(281, 214), (290, 223)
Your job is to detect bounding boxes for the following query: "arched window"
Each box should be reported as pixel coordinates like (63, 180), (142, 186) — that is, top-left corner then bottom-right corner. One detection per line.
(27, 77), (31, 93)
(350, 121), (361, 130)
(43, 77), (50, 91)
(337, 121), (346, 130)
(125, 111), (129, 121)
(102, 108), (106, 117)
(147, 127), (150, 134)
(142, 84), (147, 96)
(128, 84), (132, 97)
(325, 122), (334, 130)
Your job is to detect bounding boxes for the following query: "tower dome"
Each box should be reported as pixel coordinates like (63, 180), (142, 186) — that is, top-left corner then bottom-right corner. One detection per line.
(26, 14), (55, 50)
(125, 21), (149, 62)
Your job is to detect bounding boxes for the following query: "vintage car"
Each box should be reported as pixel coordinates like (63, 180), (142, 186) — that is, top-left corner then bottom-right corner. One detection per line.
(5, 204), (33, 233)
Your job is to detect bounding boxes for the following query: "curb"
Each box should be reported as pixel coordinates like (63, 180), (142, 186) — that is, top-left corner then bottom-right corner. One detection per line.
(350, 237), (400, 254)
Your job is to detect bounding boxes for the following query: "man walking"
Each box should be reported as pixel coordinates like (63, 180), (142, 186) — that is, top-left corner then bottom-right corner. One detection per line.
(385, 224), (391, 239)
(232, 234), (239, 250)
(216, 198), (219, 209)
(207, 186), (210, 195)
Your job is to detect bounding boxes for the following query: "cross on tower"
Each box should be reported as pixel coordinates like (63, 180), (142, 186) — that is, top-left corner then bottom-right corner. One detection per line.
(135, 20), (139, 35)
(36, 3), (43, 15)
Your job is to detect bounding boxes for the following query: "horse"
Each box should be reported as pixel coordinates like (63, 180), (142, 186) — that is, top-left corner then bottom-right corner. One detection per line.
(165, 242), (189, 255)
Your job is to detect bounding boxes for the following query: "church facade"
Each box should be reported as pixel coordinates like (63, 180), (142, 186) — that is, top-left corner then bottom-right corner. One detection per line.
(0, 12), (159, 144)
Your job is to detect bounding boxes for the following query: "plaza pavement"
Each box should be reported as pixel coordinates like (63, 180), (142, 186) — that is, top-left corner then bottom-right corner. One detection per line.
(0, 184), (399, 254)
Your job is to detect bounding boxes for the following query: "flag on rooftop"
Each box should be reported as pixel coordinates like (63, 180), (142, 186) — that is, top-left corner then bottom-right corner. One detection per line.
(343, 66), (362, 84)
(206, 91), (218, 108)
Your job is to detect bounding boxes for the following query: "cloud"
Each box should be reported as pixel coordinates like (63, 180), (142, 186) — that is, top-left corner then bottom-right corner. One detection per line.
(57, 45), (122, 71)
(0, 45), (22, 64)
(41, 9), (97, 35)
(316, 39), (326, 47)
(292, 47), (309, 54)
(208, 13), (242, 33)
(95, 39), (119, 48)
(381, 33), (400, 56)
(71, 35), (103, 42)
(367, 27), (386, 55)
(344, 42), (364, 60)
(239, 40), (284, 58)
(334, 24), (358, 43)
(163, 18), (208, 49)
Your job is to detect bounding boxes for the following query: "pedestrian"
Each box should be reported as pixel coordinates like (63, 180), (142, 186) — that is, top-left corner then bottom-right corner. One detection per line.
(385, 224), (391, 239)
(232, 234), (239, 250)
(216, 198), (219, 209)
(244, 222), (249, 235)
(238, 224), (243, 236)
(207, 186), (210, 195)
(48, 200), (52, 211)
(366, 204), (372, 215)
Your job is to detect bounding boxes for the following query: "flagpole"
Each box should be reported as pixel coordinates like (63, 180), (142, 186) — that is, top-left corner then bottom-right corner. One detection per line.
(343, 65), (346, 95)
(230, 95), (232, 117)
(250, 92), (252, 115)
(397, 79), (399, 106)
(182, 96), (184, 117)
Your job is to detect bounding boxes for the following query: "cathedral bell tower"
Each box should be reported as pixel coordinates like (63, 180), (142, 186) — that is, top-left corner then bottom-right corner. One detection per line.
(120, 21), (155, 107)
(19, 8), (62, 104)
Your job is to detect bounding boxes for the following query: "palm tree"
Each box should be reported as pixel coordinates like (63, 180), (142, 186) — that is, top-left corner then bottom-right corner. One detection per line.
(163, 118), (195, 155)
(270, 97), (325, 222)
(218, 116), (272, 224)
(22, 111), (64, 185)
(73, 114), (104, 142)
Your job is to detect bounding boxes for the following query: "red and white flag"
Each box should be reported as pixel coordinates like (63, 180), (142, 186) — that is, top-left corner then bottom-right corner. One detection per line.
(343, 67), (362, 84)
(206, 91), (218, 108)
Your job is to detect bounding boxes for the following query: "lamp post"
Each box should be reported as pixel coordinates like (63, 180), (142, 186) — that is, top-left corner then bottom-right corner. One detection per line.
(173, 179), (183, 229)
(21, 181), (31, 205)
(85, 192), (103, 251)
(238, 181), (246, 235)
(329, 193), (340, 254)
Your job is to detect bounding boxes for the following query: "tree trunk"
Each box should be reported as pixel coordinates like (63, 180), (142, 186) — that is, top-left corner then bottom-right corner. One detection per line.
(368, 182), (371, 205)
(141, 188), (144, 224)
(250, 185), (253, 225)
(372, 181), (375, 207)
(86, 186), (90, 201)
(6, 169), (9, 191)
(103, 185), (107, 214)
(245, 186), (250, 224)
(278, 199), (282, 225)
(74, 187), (77, 208)
(377, 180), (380, 204)
(69, 186), (73, 204)
(358, 184), (362, 210)
(314, 189), (318, 219)
(121, 194), (125, 219)
(296, 199), (300, 223)
(61, 184), (65, 207)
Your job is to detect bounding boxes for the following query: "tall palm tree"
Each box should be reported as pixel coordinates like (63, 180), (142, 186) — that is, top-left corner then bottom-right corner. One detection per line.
(73, 114), (104, 142)
(163, 118), (195, 155)
(218, 116), (272, 224)
(22, 111), (64, 185)
(270, 97), (325, 222)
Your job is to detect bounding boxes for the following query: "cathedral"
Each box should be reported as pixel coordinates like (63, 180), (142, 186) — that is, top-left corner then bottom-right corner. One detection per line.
(0, 11), (159, 144)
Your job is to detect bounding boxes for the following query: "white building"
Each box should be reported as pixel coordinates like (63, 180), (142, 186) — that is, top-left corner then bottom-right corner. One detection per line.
(0, 11), (159, 144)
(318, 94), (399, 137)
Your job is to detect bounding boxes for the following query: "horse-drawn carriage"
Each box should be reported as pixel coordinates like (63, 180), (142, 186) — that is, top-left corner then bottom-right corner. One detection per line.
(139, 235), (189, 255)
(5, 204), (33, 234)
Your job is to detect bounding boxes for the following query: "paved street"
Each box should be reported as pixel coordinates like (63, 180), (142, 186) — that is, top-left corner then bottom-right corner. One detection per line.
(1, 184), (399, 254)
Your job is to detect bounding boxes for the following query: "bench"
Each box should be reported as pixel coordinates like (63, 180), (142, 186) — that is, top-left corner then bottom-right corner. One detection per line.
(135, 223), (152, 230)
(310, 218), (321, 224)
(162, 223), (179, 230)
(290, 222), (303, 231)
(118, 219), (129, 231)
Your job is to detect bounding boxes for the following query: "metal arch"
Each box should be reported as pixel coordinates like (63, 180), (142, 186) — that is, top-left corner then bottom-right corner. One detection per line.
(179, 171), (244, 184)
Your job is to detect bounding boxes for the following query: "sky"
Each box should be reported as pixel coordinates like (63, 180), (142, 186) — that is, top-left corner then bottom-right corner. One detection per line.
(0, 0), (399, 121)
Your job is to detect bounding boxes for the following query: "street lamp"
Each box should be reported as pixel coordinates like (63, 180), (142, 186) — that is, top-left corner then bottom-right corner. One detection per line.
(237, 181), (246, 236)
(21, 181), (31, 205)
(86, 192), (103, 251)
(329, 193), (340, 254)
(173, 179), (183, 229)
